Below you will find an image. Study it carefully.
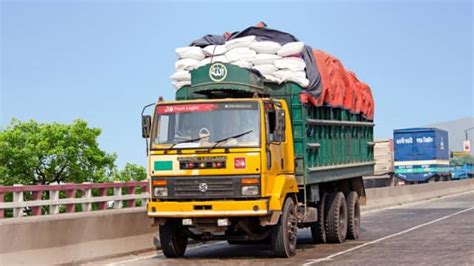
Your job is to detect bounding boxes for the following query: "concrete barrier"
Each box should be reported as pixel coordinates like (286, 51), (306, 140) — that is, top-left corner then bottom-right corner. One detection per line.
(1, 179), (473, 264)
(0, 208), (156, 265)
(363, 179), (474, 211)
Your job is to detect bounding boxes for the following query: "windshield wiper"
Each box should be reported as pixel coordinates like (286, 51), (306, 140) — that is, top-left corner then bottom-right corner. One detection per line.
(166, 135), (208, 151)
(210, 130), (253, 150)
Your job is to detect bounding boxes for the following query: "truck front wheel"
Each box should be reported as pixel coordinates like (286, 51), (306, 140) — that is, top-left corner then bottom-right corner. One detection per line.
(325, 192), (348, 243)
(271, 197), (298, 257)
(159, 219), (188, 258)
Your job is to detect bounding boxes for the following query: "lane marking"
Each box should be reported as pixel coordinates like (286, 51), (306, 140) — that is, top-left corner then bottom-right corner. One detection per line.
(105, 241), (227, 265)
(103, 191), (474, 265)
(303, 206), (474, 265)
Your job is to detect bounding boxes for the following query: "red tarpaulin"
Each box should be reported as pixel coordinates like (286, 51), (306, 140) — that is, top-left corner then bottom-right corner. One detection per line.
(300, 49), (374, 120)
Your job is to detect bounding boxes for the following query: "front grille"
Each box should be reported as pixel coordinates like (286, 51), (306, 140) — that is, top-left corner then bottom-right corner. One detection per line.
(155, 175), (260, 200)
(174, 178), (234, 197)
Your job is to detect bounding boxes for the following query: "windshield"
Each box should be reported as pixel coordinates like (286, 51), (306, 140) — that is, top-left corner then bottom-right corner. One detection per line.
(151, 102), (260, 149)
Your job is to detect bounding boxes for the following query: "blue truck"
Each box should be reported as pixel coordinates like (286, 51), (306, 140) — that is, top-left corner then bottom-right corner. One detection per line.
(393, 128), (450, 183)
(450, 163), (473, 180)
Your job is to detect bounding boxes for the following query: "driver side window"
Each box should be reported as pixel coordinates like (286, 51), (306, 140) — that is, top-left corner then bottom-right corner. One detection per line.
(266, 103), (285, 142)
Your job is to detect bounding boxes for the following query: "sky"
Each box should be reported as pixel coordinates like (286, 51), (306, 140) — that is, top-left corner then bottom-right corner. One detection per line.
(1, 0), (473, 168)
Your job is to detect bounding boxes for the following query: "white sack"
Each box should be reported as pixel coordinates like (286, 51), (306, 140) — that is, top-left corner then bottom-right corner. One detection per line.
(175, 58), (200, 71)
(198, 55), (229, 67)
(175, 46), (205, 60)
(170, 71), (191, 81)
(203, 45), (227, 56)
(277, 42), (305, 57)
(173, 80), (191, 89)
(225, 47), (257, 62)
(225, 36), (256, 50)
(273, 70), (309, 87)
(274, 57), (306, 71)
(231, 60), (253, 69)
(273, 70), (307, 80)
(249, 41), (281, 54)
(253, 64), (278, 75)
(283, 76), (310, 87)
(251, 54), (282, 65)
(263, 74), (283, 84)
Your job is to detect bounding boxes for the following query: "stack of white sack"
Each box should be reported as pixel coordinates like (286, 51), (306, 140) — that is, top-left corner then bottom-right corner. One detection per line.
(171, 37), (310, 89)
(171, 47), (204, 89)
(247, 41), (308, 87)
(271, 42), (309, 87)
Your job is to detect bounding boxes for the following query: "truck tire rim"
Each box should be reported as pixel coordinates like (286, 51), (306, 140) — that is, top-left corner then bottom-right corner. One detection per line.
(287, 206), (298, 248)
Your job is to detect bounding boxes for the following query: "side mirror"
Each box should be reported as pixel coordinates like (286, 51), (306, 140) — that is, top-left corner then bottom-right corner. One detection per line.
(142, 115), (151, 138)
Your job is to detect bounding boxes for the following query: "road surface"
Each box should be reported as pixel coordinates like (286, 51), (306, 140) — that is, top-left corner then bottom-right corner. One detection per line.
(95, 191), (474, 265)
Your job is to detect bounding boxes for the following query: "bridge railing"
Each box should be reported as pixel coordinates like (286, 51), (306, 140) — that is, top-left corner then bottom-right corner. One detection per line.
(0, 181), (149, 219)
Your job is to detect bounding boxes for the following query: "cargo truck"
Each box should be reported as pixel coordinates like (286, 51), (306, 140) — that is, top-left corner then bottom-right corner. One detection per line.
(142, 62), (374, 257)
(394, 128), (450, 183)
(363, 139), (396, 188)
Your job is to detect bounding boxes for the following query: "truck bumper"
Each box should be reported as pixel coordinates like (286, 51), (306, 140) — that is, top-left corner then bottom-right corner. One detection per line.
(395, 173), (436, 182)
(147, 199), (269, 218)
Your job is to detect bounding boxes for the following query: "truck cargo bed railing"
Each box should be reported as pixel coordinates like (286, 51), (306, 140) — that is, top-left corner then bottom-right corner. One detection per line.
(308, 161), (375, 172)
(306, 119), (375, 127)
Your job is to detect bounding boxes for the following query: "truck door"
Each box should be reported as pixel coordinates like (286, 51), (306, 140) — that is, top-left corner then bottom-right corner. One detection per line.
(265, 102), (289, 174)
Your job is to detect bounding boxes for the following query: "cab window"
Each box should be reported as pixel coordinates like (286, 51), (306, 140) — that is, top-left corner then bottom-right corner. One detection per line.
(265, 102), (285, 142)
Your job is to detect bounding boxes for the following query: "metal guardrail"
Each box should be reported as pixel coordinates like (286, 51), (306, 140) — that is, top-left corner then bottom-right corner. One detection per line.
(0, 181), (149, 219)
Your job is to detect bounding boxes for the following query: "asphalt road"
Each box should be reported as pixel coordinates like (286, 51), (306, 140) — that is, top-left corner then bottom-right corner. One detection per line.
(100, 191), (474, 266)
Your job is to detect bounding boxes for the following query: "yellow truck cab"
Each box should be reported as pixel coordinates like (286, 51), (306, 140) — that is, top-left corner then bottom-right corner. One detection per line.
(142, 63), (373, 258)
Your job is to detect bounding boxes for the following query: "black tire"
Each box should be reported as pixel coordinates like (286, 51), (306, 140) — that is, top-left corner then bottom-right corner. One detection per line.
(445, 174), (452, 181)
(310, 192), (327, 243)
(325, 192), (348, 243)
(346, 191), (360, 240)
(271, 197), (298, 257)
(159, 219), (188, 258)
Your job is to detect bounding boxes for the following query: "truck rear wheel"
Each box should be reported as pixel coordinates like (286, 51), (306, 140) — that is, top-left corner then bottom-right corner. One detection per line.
(159, 219), (188, 258)
(346, 191), (360, 240)
(271, 197), (297, 257)
(310, 192), (327, 243)
(325, 192), (347, 243)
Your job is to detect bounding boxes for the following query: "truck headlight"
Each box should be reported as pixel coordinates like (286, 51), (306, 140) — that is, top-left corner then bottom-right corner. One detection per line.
(241, 185), (259, 196)
(154, 187), (168, 197)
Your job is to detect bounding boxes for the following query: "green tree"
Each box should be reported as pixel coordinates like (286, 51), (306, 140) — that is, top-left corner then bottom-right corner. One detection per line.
(0, 119), (116, 185)
(113, 163), (147, 182)
(450, 155), (474, 166)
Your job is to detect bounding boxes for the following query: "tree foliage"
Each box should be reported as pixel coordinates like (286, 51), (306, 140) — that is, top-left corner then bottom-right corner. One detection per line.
(0, 119), (117, 185)
(450, 155), (474, 166)
(113, 163), (147, 182)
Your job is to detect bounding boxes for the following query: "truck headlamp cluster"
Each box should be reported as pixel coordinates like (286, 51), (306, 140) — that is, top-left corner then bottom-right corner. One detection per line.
(240, 177), (259, 196)
(152, 179), (168, 197)
(154, 187), (168, 197)
(241, 185), (259, 196)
